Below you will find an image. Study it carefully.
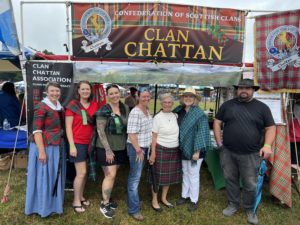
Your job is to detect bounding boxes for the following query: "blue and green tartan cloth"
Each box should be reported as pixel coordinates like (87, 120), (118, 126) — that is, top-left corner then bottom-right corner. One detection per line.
(173, 105), (212, 160)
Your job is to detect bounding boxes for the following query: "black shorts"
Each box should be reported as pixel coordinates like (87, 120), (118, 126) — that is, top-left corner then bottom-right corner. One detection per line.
(69, 143), (88, 163)
(96, 147), (128, 166)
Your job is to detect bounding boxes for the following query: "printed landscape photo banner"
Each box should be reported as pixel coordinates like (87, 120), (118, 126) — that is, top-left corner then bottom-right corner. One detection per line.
(71, 3), (245, 64)
(255, 10), (300, 92)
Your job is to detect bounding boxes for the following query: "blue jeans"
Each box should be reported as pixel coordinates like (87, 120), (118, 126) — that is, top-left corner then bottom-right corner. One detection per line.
(220, 147), (260, 210)
(127, 143), (148, 215)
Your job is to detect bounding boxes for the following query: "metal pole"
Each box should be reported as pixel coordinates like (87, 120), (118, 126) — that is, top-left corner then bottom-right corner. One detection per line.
(153, 84), (158, 115)
(65, 2), (71, 61)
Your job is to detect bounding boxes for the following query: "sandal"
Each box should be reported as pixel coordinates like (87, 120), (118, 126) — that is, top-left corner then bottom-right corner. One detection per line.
(81, 199), (91, 207)
(131, 213), (144, 221)
(73, 205), (85, 213)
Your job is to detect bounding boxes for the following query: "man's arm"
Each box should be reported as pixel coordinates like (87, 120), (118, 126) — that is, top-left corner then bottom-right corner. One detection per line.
(260, 125), (276, 159)
(213, 119), (223, 147)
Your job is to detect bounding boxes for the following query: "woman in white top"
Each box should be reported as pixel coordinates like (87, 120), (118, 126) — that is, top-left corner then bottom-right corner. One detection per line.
(149, 93), (181, 212)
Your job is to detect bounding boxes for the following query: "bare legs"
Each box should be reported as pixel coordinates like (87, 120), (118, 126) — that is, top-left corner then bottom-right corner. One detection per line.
(73, 161), (87, 212)
(151, 185), (171, 208)
(102, 165), (119, 204)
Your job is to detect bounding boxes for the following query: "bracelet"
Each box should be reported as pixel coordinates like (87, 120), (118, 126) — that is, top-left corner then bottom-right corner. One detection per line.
(263, 144), (272, 149)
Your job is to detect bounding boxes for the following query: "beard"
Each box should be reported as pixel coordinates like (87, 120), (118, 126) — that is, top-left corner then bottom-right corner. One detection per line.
(238, 92), (252, 102)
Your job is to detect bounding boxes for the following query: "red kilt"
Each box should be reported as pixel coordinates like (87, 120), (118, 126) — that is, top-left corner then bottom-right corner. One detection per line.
(148, 144), (182, 186)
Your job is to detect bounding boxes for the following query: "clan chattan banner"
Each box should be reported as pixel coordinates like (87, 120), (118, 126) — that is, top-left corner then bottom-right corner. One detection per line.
(26, 61), (75, 133)
(72, 3), (245, 64)
(255, 10), (300, 92)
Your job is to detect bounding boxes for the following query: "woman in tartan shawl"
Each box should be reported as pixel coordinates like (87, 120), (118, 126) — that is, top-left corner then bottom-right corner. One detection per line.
(65, 81), (98, 213)
(173, 87), (211, 212)
(95, 84), (129, 219)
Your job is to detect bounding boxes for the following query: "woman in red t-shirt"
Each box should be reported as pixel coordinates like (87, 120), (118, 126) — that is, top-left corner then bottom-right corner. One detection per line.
(65, 81), (98, 213)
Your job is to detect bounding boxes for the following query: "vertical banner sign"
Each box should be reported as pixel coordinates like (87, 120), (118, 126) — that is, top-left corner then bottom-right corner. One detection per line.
(26, 62), (74, 133)
(255, 10), (300, 92)
(71, 3), (245, 65)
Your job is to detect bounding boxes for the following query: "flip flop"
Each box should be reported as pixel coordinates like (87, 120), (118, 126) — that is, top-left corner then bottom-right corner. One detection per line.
(73, 205), (85, 213)
(81, 199), (91, 207)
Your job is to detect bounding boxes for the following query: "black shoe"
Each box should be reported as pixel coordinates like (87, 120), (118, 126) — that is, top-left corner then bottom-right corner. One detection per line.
(188, 202), (198, 211)
(176, 197), (190, 206)
(162, 202), (174, 208)
(99, 202), (115, 219)
(109, 198), (118, 210)
(152, 205), (163, 212)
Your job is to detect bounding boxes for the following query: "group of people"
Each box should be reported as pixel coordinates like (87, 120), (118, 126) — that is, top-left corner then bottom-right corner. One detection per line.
(24, 78), (276, 225)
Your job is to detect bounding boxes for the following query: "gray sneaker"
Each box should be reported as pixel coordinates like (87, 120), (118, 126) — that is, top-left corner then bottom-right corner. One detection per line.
(222, 205), (238, 216)
(246, 211), (258, 225)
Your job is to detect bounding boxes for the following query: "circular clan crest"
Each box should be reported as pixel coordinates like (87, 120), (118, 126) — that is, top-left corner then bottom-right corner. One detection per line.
(266, 25), (298, 59)
(80, 7), (112, 43)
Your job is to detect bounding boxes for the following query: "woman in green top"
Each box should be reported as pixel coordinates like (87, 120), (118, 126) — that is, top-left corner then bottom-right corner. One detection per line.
(95, 84), (129, 219)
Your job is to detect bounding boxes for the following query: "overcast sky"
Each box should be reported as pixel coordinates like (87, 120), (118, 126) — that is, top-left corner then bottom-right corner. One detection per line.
(11, 0), (300, 62)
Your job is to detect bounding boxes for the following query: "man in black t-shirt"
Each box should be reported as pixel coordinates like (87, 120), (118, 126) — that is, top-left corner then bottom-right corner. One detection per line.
(213, 79), (276, 225)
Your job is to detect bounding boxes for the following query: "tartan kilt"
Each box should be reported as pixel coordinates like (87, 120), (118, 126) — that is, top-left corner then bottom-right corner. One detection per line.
(148, 144), (182, 186)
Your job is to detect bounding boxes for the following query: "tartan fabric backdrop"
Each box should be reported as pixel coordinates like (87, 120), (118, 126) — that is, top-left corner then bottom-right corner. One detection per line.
(71, 3), (245, 64)
(255, 10), (300, 92)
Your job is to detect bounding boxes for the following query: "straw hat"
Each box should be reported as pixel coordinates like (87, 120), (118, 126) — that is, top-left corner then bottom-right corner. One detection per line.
(180, 87), (201, 100)
(233, 79), (260, 91)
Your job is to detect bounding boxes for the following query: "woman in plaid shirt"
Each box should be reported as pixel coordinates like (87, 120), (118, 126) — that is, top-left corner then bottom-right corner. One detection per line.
(127, 87), (152, 221)
(25, 82), (66, 218)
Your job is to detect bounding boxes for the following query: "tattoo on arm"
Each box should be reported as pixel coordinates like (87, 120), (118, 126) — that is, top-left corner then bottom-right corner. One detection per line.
(96, 119), (113, 154)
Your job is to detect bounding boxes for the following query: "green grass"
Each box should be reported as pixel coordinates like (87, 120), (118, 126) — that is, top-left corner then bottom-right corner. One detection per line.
(1, 165), (300, 225)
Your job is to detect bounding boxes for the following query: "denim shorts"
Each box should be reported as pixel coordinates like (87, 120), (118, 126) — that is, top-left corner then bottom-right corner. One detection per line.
(69, 143), (88, 163)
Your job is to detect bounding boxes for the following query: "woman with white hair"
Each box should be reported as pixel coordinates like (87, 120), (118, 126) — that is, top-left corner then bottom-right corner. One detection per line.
(173, 87), (211, 212)
(148, 93), (181, 212)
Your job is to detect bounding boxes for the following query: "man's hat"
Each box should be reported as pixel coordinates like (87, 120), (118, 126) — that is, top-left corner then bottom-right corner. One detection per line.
(233, 79), (260, 91)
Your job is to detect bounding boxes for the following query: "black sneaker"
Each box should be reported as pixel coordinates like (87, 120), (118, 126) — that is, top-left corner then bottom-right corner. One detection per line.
(188, 202), (198, 212)
(176, 197), (190, 206)
(109, 198), (118, 210)
(99, 202), (115, 219)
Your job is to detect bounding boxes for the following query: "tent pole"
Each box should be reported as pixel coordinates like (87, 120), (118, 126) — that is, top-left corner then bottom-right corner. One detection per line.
(65, 2), (71, 61)
(153, 84), (158, 115)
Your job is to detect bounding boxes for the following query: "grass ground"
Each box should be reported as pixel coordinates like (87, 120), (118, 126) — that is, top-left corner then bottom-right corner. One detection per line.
(1, 164), (300, 225)
(1, 98), (299, 224)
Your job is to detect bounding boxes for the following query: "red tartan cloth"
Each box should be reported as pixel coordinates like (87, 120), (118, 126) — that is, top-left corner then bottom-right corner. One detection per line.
(32, 102), (64, 146)
(268, 125), (292, 207)
(255, 10), (300, 92)
(92, 83), (106, 108)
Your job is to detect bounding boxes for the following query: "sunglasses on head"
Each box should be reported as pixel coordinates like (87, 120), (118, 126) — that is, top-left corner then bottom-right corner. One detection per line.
(138, 87), (150, 93)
